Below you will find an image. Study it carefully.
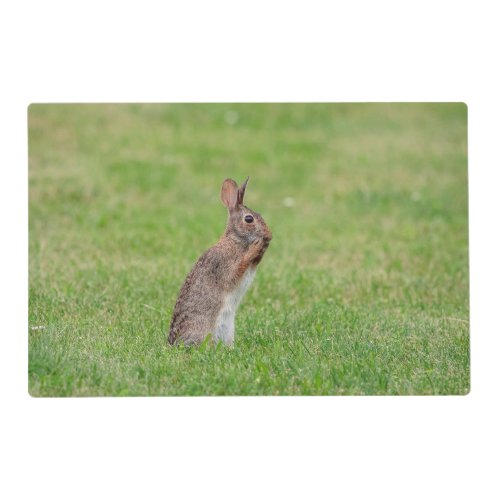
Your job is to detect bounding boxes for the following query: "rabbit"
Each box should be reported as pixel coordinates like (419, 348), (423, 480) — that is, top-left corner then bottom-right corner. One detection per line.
(168, 177), (272, 346)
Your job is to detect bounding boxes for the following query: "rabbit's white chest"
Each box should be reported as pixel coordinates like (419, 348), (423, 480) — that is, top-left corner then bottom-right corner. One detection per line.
(214, 267), (256, 344)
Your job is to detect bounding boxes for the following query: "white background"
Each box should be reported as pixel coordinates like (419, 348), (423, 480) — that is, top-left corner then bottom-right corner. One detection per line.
(1, 1), (499, 498)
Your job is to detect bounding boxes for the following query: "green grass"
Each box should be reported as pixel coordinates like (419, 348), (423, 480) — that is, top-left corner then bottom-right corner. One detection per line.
(28, 103), (469, 396)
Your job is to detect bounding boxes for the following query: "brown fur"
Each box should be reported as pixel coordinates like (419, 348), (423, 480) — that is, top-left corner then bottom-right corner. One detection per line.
(168, 178), (272, 345)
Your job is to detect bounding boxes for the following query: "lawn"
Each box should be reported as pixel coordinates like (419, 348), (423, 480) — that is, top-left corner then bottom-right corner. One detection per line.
(28, 103), (469, 396)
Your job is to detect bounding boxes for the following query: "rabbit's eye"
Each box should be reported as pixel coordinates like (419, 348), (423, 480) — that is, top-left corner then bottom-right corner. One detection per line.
(244, 215), (254, 223)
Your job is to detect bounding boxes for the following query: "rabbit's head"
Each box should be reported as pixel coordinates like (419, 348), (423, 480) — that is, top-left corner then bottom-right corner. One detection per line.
(221, 177), (272, 246)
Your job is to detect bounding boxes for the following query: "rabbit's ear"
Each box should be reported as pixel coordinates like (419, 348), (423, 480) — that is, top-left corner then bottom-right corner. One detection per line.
(221, 179), (239, 209)
(237, 176), (249, 205)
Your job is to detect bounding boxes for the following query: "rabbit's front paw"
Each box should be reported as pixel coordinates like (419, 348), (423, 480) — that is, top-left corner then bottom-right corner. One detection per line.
(247, 238), (265, 260)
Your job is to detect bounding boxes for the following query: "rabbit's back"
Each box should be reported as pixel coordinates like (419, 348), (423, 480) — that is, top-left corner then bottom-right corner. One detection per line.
(168, 246), (226, 345)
